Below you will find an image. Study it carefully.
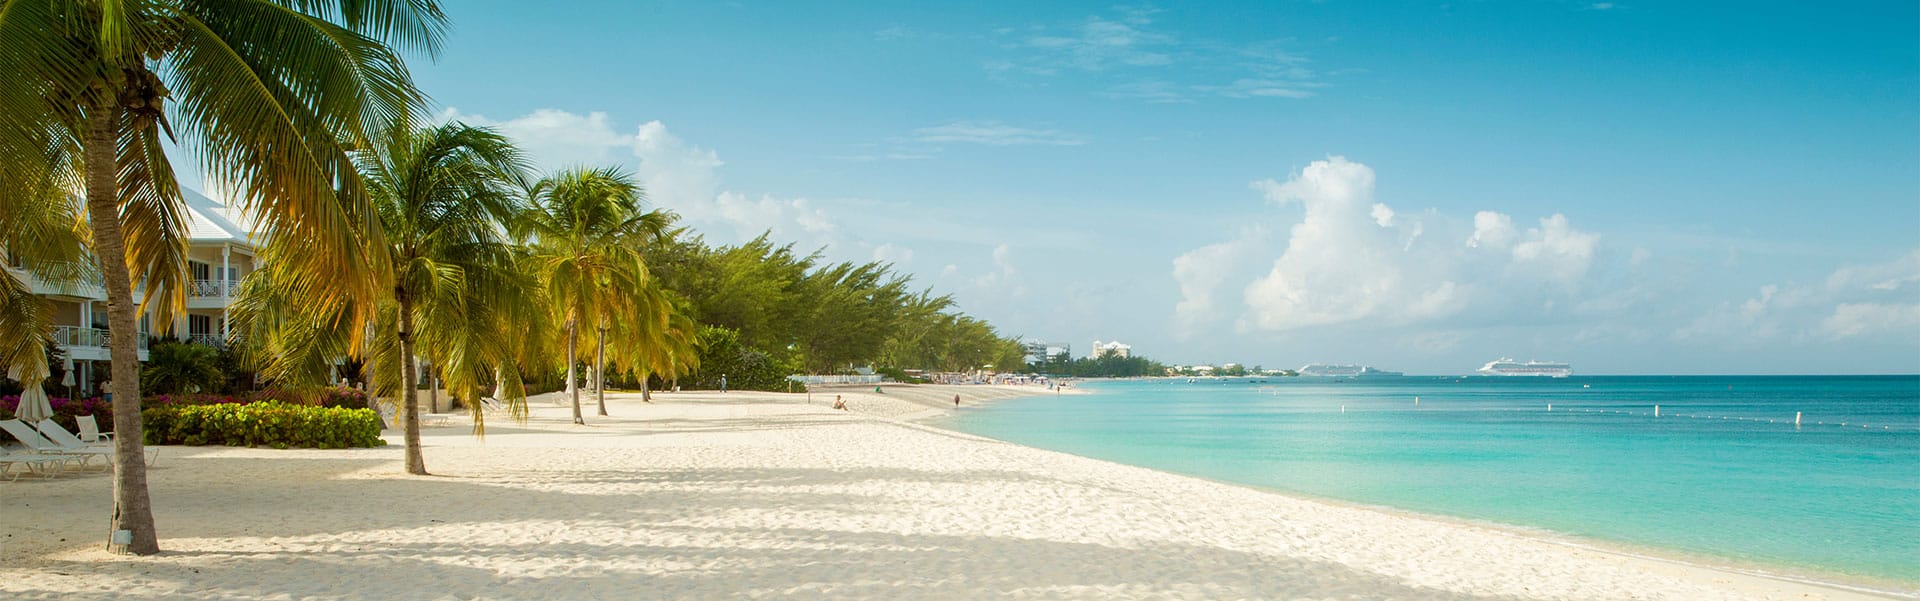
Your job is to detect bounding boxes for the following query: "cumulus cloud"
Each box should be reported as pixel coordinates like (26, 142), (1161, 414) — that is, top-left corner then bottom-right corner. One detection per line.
(1239, 157), (1474, 330)
(1171, 156), (1607, 338)
(1171, 226), (1268, 337)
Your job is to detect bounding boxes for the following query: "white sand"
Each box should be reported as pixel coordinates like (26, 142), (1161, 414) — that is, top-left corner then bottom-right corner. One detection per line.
(1, 386), (1907, 600)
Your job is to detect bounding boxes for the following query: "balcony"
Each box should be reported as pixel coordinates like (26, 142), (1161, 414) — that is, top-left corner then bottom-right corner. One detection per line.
(51, 325), (149, 350)
(188, 333), (227, 349)
(188, 279), (242, 298)
(7, 262), (105, 299)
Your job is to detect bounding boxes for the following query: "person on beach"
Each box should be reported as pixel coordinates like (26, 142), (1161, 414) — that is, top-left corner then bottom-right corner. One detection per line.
(832, 395), (847, 411)
(953, 394), (961, 407)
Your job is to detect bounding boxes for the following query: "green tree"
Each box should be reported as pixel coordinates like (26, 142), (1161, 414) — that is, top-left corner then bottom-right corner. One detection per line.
(237, 122), (530, 473)
(0, 0), (444, 553)
(517, 167), (672, 423)
(140, 340), (221, 395)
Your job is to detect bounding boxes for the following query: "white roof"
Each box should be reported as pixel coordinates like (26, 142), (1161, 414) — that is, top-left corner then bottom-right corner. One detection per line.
(181, 187), (258, 245)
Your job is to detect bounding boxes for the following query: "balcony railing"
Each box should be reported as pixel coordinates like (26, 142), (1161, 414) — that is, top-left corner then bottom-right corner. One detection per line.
(188, 333), (227, 349)
(50, 326), (149, 350)
(189, 279), (242, 298)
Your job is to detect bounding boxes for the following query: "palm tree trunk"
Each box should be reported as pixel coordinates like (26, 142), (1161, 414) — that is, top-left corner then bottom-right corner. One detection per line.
(427, 361), (438, 414)
(567, 319), (583, 424)
(397, 293), (427, 475)
(595, 325), (608, 416)
(82, 99), (159, 555)
(641, 368), (652, 403)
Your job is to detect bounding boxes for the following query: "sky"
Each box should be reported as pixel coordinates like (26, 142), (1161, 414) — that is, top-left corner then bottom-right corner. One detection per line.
(217, 1), (1920, 374)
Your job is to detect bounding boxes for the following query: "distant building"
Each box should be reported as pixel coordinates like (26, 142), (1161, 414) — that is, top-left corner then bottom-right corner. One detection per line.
(1022, 340), (1072, 364)
(1090, 340), (1132, 359)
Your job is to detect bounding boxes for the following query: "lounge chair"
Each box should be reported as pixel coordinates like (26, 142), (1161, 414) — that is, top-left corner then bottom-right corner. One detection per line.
(0, 419), (108, 467)
(0, 449), (76, 481)
(77, 415), (113, 443)
(35, 419), (159, 466)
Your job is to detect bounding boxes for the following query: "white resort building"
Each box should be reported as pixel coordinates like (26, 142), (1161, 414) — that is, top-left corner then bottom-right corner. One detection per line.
(4, 189), (258, 396)
(1090, 340), (1132, 359)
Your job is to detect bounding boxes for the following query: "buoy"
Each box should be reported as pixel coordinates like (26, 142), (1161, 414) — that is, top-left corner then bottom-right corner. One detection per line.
(1795, 412), (1802, 427)
(1414, 396), (1420, 406)
(1547, 404), (1553, 412)
(1654, 405), (1660, 417)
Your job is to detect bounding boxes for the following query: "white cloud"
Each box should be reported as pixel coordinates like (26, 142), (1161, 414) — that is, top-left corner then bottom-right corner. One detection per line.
(1510, 214), (1600, 284)
(872, 243), (915, 265)
(444, 108), (848, 253)
(1173, 156), (1606, 337)
(1370, 203), (1396, 227)
(1241, 157), (1468, 330)
(1171, 226), (1268, 337)
(1676, 249), (1920, 345)
(968, 243), (1026, 297)
(1821, 303), (1920, 340)
(438, 108), (630, 170)
(911, 121), (1086, 146)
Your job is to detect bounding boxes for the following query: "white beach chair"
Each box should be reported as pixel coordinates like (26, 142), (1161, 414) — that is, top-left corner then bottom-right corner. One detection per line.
(36, 419), (159, 466)
(76, 415), (113, 443)
(1, 419), (108, 467)
(0, 449), (75, 481)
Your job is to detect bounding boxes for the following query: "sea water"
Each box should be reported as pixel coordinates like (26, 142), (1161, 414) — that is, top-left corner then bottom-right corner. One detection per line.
(934, 376), (1920, 584)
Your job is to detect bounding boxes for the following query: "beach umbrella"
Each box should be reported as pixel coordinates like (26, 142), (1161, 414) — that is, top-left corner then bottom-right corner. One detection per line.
(8, 362), (54, 424)
(61, 357), (75, 387)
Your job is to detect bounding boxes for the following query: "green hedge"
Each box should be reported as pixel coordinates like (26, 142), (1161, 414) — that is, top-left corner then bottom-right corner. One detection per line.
(142, 401), (386, 449)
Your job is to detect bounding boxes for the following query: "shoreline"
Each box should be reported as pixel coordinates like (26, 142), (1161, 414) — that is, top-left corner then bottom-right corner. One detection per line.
(866, 382), (1919, 598)
(1, 386), (1908, 600)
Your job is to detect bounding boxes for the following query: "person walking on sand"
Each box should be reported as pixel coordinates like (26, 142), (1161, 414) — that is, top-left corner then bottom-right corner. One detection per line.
(953, 394), (961, 407)
(832, 395), (847, 411)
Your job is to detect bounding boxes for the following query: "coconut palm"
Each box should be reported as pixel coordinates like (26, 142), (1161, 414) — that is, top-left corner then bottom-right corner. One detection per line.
(0, 179), (93, 386)
(236, 122), (530, 474)
(0, 0), (445, 553)
(516, 168), (673, 424)
(614, 284), (700, 403)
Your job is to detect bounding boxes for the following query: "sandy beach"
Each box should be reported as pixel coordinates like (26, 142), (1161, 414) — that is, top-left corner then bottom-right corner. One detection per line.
(1, 385), (1905, 600)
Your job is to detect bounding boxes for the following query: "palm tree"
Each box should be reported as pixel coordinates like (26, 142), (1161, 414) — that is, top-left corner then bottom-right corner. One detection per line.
(236, 122), (530, 475)
(0, 0), (445, 554)
(516, 168), (673, 424)
(616, 285), (700, 403)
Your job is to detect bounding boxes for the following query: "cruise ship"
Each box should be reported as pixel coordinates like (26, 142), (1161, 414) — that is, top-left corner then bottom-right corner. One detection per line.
(1477, 358), (1572, 377)
(1298, 364), (1404, 378)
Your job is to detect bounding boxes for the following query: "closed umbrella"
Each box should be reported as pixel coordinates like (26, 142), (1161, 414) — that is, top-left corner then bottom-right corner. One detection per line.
(8, 362), (54, 424)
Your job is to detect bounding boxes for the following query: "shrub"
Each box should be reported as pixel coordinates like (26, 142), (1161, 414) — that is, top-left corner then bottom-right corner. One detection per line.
(316, 386), (370, 409)
(142, 401), (385, 449)
(141, 340), (224, 395)
(0, 394), (114, 437)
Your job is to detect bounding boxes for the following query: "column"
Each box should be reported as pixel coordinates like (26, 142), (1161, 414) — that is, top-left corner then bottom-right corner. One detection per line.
(221, 245), (231, 298)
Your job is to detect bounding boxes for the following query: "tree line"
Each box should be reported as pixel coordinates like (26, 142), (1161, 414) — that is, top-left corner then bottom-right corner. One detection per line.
(0, 0), (1023, 554)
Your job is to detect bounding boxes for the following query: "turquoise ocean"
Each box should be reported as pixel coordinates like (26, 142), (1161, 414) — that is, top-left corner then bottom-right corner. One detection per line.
(934, 376), (1920, 585)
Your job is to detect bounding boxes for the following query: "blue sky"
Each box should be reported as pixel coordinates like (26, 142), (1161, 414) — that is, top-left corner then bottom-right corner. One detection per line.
(244, 1), (1920, 373)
